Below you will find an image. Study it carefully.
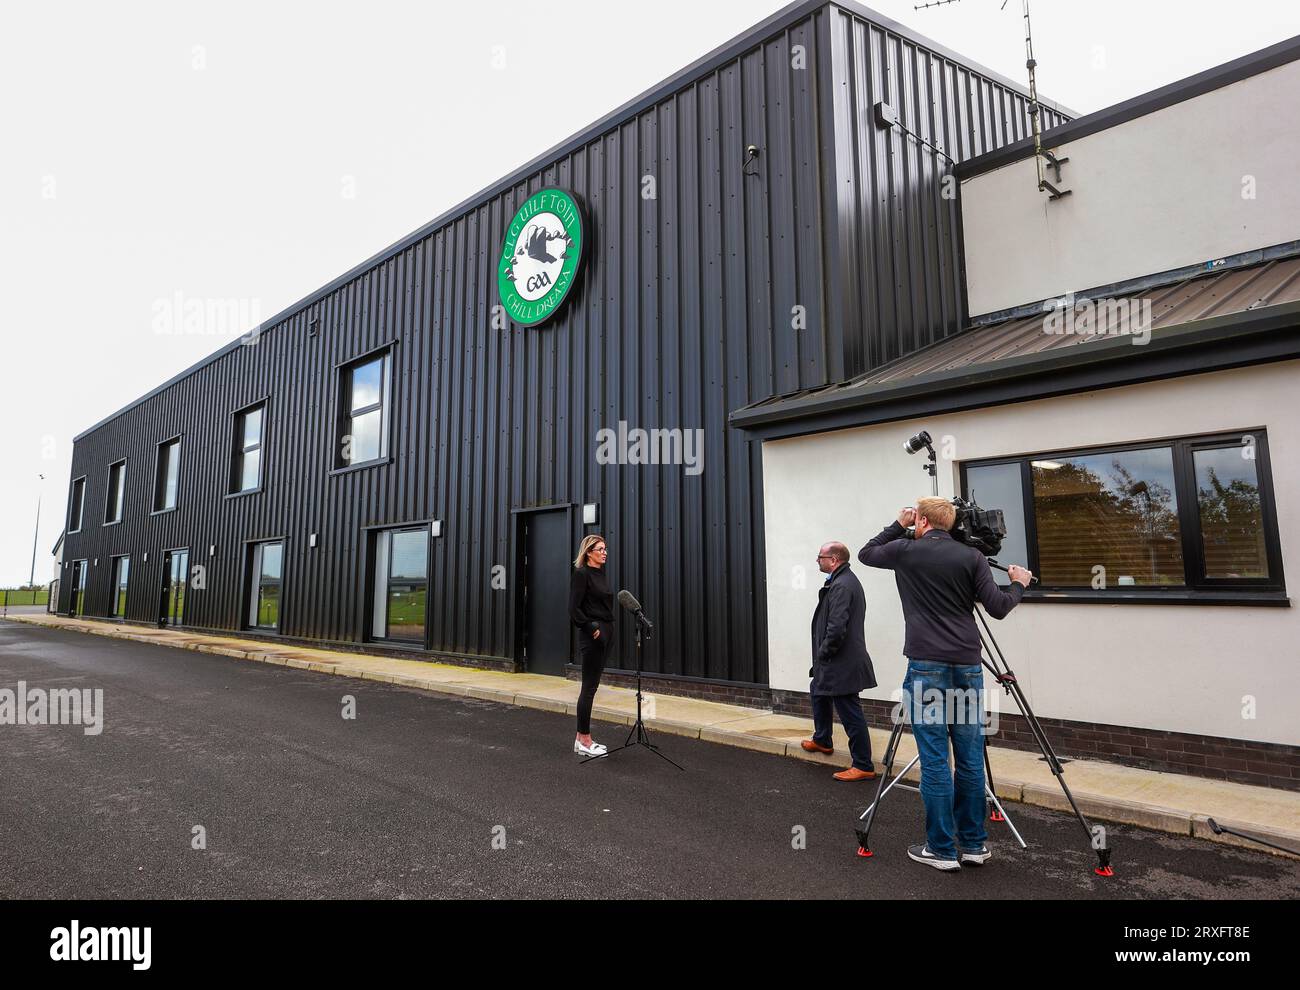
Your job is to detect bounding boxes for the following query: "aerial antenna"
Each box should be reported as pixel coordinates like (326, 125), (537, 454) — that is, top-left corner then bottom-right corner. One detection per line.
(1012, 0), (1071, 199)
(917, 0), (1069, 200)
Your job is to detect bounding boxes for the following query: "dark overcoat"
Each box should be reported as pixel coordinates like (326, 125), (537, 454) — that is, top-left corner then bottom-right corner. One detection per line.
(809, 562), (877, 696)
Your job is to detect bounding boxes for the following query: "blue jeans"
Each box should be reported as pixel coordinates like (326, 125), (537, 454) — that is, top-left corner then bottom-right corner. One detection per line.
(902, 659), (987, 860)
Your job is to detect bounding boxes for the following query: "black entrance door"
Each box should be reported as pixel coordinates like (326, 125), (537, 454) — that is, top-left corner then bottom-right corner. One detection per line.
(68, 560), (86, 616)
(160, 549), (189, 627)
(522, 510), (571, 676)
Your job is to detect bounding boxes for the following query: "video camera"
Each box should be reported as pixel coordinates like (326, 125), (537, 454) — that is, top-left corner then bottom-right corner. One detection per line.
(949, 496), (1006, 558)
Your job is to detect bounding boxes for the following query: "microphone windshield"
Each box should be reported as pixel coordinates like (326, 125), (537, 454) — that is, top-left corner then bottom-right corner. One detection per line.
(617, 589), (642, 613)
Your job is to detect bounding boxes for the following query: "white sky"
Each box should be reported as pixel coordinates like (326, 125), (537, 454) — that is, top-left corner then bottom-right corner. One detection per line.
(2, 0), (1298, 586)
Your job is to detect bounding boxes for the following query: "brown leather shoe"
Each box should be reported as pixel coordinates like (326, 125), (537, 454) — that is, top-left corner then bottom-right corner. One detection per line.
(833, 767), (877, 781)
(801, 739), (834, 755)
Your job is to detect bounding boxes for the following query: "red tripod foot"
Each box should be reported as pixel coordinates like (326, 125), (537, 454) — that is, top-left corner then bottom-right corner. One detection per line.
(1094, 865), (1114, 877)
(990, 809), (1005, 822)
(856, 846), (873, 858)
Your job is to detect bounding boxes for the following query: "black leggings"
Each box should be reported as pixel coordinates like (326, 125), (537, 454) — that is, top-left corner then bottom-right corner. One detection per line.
(576, 622), (611, 734)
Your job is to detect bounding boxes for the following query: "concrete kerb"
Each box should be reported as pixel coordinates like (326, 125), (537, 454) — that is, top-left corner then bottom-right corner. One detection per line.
(6, 613), (1299, 859)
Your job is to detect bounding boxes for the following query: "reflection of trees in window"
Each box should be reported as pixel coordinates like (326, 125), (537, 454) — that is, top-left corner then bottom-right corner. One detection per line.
(1197, 467), (1265, 578)
(1032, 453), (1184, 587)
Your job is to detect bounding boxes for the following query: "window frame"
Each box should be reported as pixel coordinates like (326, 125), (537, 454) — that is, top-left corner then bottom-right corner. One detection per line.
(243, 538), (287, 633)
(152, 435), (183, 514)
(333, 344), (395, 473)
(228, 399), (268, 497)
(364, 520), (432, 648)
(68, 475), (87, 534)
(103, 458), (127, 526)
(109, 554), (131, 618)
(960, 428), (1285, 602)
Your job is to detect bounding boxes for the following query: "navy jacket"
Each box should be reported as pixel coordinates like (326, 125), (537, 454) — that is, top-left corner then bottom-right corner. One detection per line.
(809, 562), (877, 696)
(859, 521), (1023, 665)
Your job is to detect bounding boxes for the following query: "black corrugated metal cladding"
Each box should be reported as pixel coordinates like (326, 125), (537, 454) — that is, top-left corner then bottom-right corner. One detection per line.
(59, 2), (1060, 686)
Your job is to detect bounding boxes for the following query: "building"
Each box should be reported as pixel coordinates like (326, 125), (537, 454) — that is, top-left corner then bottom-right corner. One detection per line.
(734, 35), (1300, 789)
(60, 2), (1299, 790)
(57, 0), (1065, 687)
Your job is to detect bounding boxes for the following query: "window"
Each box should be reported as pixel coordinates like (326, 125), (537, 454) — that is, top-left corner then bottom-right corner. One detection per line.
(110, 556), (130, 618)
(154, 437), (181, 512)
(68, 477), (86, 533)
(371, 526), (428, 643)
(105, 460), (126, 524)
(231, 403), (265, 493)
(247, 541), (284, 631)
(962, 430), (1284, 597)
(338, 350), (391, 467)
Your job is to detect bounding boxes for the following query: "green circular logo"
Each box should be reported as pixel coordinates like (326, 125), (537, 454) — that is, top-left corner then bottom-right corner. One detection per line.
(498, 188), (584, 327)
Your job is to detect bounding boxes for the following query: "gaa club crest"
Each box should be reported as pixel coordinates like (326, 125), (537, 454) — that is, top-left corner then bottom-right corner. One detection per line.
(498, 188), (584, 327)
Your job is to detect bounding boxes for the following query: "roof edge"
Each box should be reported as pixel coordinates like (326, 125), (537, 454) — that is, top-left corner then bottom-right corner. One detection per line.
(75, 0), (1070, 444)
(729, 300), (1300, 437)
(955, 32), (1300, 181)
(830, 0), (1078, 117)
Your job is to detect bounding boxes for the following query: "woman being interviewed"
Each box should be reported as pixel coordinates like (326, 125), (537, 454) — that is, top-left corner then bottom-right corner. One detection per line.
(570, 534), (613, 757)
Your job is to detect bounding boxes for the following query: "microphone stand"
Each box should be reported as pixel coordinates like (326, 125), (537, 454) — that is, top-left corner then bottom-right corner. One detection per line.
(582, 617), (685, 771)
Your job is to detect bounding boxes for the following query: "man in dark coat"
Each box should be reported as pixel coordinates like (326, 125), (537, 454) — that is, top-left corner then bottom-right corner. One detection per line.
(802, 541), (878, 780)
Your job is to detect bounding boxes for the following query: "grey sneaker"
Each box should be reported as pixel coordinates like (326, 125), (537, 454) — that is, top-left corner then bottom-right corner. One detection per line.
(907, 844), (961, 871)
(959, 845), (992, 866)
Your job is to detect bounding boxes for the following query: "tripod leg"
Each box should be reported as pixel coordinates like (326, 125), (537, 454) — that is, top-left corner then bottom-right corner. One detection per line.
(976, 611), (1114, 877)
(985, 784), (1027, 849)
(984, 737), (1004, 822)
(855, 719), (904, 857)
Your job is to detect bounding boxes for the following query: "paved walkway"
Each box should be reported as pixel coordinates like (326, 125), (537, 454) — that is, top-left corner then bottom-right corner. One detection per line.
(7, 612), (1298, 858)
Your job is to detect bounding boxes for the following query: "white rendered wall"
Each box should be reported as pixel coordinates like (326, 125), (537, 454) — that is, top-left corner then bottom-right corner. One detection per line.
(961, 59), (1300, 317)
(760, 361), (1300, 745)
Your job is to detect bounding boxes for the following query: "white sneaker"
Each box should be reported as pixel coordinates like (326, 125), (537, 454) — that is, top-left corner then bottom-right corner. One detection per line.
(575, 739), (608, 757)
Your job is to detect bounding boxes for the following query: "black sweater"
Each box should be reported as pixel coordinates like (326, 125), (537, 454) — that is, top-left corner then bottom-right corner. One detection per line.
(859, 521), (1023, 664)
(569, 565), (614, 633)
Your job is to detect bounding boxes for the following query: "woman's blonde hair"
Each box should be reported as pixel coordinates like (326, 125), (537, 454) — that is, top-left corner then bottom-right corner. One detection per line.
(573, 534), (607, 569)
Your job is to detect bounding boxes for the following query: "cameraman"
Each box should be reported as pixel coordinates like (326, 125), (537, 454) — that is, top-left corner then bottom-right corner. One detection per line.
(859, 496), (1032, 872)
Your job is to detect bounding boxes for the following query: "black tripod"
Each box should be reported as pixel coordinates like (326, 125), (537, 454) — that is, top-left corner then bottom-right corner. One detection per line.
(581, 624), (684, 771)
(855, 605), (1114, 877)
(857, 719), (1028, 856)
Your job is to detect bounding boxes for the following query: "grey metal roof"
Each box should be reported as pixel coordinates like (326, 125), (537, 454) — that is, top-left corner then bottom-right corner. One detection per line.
(859, 254), (1300, 386)
(733, 254), (1300, 425)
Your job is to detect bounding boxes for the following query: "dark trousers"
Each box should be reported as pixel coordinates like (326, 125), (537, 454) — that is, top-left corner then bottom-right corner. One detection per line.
(576, 622), (611, 734)
(811, 691), (875, 771)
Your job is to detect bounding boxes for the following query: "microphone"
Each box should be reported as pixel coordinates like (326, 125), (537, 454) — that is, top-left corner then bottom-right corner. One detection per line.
(618, 589), (654, 636)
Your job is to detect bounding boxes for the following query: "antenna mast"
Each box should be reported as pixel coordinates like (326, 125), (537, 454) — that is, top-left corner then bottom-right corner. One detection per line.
(1014, 0), (1070, 199)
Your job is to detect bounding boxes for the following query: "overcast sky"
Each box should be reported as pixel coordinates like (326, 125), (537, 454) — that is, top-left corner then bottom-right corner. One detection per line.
(2, 0), (1298, 587)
